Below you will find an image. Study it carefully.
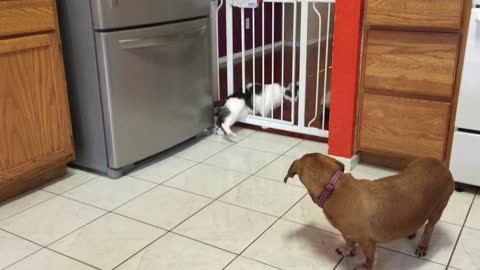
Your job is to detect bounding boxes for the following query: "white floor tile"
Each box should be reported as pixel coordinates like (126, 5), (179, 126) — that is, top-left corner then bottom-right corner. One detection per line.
(219, 176), (306, 216)
(225, 257), (278, 270)
(350, 163), (398, 180)
(207, 127), (256, 143)
(42, 168), (97, 194)
(466, 194), (480, 230)
(115, 185), (212, 230)
(243, 219), (342, 270)
(204, 145), (279, 174)
(236, 132), (301, 154)
(0, 230), (40, 269)
(283, 196), (339, 235)
(50, 213), (165, 270)
(63, 176), (155, 211)
(205, 127), (256, 144)
(5, 249), (95, 270)
(175, 140), (231, 162)
(442, 188), (476, 226)
(0, 196), (105, 246)
(116, 233), (235, 270)
(283, 140), (329, 159)
(130, 157), (197, 184)
(255, 155), (303, 187)
(164, 163), (249, 198)
(337, 247), (446, 270)
(174, 201), (276, 253)
(0, 190), (54, 221)
(380, 221), (461, 265)
(450, 227), (480, 270)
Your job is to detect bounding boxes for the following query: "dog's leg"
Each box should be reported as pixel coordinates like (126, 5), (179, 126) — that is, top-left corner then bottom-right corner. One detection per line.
(416, 201), (447, 257)
(355, 241), (376, 270)
(336, 236), (356, 257)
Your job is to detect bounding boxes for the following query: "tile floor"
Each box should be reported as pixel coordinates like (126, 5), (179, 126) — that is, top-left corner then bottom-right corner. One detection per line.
(0, 128), (478, 270)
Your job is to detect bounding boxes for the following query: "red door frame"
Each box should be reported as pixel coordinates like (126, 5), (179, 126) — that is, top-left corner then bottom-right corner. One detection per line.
(328, 0), (363, 158)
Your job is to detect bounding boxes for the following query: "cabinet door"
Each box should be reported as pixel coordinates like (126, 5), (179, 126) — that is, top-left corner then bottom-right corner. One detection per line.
(364, 30), (459, 99)
(0, 34), (74, 181)
(358, 93), (451, 160)
(0, 0), (56, 37)
(366, 0), (464, 30)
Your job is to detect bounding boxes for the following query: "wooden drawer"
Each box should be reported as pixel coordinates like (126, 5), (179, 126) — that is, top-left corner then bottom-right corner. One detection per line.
(358, 93), (451, 160)
(364, 30), (459, 99)
(0, 0), (56, 37)
(366, 0), (464, 30)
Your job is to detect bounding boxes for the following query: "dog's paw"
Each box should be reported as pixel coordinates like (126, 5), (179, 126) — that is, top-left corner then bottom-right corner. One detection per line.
(407, 233), (417, 240)
(336, 247), (355, 257)
(415, 244), (428, 257)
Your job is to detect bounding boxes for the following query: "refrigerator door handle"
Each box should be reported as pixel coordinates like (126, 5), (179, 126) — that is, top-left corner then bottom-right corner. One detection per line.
(118, 26), (207, 49)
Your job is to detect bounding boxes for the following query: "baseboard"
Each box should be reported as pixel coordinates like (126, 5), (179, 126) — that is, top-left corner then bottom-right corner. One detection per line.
(329, 153), (360, 172)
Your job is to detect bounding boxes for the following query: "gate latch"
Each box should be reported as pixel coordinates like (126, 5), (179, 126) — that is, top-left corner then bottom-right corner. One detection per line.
(231, 0), (264, 8)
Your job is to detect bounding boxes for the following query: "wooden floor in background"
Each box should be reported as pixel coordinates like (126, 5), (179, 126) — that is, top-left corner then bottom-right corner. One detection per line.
(218, 41), (333, 132)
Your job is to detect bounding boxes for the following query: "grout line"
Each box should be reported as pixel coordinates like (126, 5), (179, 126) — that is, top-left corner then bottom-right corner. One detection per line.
(222, 193), (310, 270)
(0, 243), (43, 270)
(279, 217), (341, 237)
(113, 137), (297, 270)
(0, 190), (59, 223)
(220, 141), (308, 270)
(129, 160), (200, 185)
(41, 173), (99, 195)
(377, 246), (450, 267)
(15, 127), (255, 269)
(445, 187), (479, 269)
(3, 129), (305, 269)
(0, 228), (44, 248)
(46, 248), (103, 270)
(332, 256), (344, 270)
(235, 256), (284, 269)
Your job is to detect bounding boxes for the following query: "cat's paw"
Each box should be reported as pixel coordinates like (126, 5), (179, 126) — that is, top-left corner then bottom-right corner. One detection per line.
(215, 127), (225, 136)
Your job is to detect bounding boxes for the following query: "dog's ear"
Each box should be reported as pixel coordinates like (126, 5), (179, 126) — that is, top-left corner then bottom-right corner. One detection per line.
(284, 159), (301, 183)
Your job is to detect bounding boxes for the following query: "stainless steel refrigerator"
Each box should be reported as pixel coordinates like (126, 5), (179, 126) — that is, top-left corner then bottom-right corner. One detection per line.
(57, 0), (213, 178)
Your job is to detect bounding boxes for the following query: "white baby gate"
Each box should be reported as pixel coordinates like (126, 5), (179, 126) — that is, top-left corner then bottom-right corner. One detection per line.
(211, 0), (335, 138)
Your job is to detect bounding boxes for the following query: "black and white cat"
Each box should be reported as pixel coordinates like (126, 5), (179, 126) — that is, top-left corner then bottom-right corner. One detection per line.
(215, 82), (298, 137)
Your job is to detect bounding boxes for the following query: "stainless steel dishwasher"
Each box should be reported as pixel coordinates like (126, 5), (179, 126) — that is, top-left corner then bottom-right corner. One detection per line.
(57, 0), (213, 178)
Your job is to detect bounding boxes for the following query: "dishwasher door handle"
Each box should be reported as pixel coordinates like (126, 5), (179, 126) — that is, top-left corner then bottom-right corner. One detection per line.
(118, 26), (207, 49)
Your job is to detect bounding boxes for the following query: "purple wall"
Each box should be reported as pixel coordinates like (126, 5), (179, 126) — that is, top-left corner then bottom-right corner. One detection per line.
(217, 2), (283, 57)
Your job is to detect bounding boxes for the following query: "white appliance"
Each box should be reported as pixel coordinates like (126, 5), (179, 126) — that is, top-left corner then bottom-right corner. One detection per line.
(450, 3), (480, 186)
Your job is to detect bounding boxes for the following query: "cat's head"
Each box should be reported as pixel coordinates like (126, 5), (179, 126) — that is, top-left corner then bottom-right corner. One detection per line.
(284, 82), (299, 102)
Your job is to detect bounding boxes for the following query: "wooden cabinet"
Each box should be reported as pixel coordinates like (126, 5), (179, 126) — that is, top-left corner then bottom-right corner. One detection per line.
(364, 31), (459, 98)
(366, 0), (464, 30)
(359, 94), (451, 160)
(0, 0), (74, 201)
(357, 0), (471, 165)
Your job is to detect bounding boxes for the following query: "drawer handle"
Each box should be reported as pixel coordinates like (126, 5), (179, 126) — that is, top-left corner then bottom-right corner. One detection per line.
(118, 26), (207, 49)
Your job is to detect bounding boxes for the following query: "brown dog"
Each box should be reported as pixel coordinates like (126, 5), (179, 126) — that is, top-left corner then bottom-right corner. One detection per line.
(284, 153), (454, 270)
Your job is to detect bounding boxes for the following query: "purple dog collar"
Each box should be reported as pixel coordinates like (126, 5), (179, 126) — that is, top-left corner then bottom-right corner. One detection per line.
(317, 170), (343, 208)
